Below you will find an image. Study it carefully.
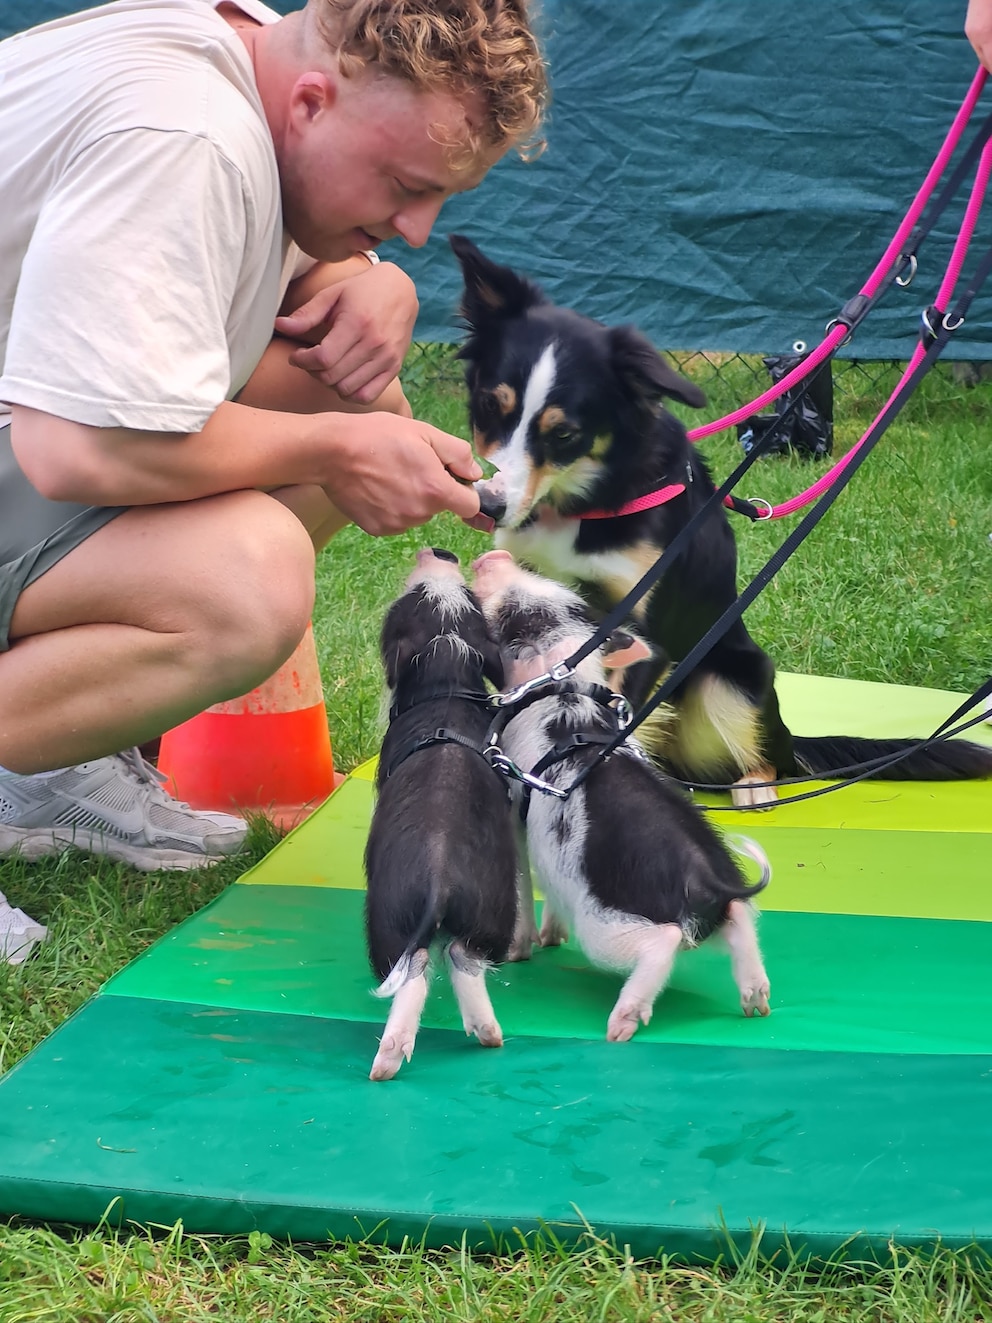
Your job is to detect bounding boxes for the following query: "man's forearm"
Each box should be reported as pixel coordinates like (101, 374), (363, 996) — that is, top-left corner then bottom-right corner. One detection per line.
(9, 401), (335, 507)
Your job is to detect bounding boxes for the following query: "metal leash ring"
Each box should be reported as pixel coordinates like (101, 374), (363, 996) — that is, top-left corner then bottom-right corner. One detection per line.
(746, 497), (774, 521)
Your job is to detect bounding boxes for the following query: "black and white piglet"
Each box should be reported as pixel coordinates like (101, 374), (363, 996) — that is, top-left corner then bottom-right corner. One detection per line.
(364, 548), (518, 1080)
(471, 549), (772, 1042)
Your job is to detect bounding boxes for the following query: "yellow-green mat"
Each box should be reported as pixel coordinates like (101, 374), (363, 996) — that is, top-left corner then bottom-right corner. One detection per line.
(0, 673), (989, 1257)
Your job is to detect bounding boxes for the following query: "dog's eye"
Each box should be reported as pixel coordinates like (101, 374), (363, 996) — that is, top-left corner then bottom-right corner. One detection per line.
(474, 393), (503, 427)
(549, 425), (577, 445)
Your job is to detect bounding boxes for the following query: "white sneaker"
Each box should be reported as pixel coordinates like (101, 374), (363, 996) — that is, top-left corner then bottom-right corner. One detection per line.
(0, 748), (247, 871)
(0, 891), (48, 964)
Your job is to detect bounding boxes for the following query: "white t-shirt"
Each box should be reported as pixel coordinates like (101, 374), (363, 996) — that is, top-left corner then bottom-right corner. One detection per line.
(0, 0), (307, 433)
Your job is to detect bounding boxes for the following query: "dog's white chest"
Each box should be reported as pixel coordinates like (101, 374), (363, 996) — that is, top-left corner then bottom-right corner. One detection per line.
(498, 521), (649, 612)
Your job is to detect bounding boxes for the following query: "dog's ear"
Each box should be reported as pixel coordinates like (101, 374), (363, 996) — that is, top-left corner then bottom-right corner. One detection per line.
(608, 324), (707, 410)
(601, 628), (653, 672)
(449, 233), (545, 328)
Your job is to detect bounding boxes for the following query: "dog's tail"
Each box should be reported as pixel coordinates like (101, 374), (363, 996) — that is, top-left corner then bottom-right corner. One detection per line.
(724, 834), (772, 899)
(792, 734), (992, 783)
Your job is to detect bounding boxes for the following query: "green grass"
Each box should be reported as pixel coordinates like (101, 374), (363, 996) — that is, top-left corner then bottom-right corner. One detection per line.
(2, 347), (992, 1319)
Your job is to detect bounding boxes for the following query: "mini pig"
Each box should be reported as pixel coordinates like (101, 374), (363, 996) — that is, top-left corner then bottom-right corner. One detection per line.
(471, 549), (771, 1042)
(364, 548), (518, 1080)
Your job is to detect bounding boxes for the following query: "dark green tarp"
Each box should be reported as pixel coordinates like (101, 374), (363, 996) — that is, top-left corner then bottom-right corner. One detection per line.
(3, 0), (989, 356)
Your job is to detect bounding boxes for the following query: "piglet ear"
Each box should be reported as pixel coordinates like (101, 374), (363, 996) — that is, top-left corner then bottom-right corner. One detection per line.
(382, 636), (416, 691)
(380, 599), (420, 690)
(608, 324), (707, 410)
(449, 233), (545, 329)
(481, 639), (505, 692)
(600, 628), (653, 671)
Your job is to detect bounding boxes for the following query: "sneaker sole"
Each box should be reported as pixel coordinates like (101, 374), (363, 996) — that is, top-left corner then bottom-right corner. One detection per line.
(0, 825), (244, 872)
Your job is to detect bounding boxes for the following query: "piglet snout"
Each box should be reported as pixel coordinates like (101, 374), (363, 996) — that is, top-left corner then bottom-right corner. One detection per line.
(471, 548), (518, 602)
(406, 546), (466, 588)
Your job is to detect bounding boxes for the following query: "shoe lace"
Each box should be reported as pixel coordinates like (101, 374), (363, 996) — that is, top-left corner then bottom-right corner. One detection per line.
(118, 746), (193, 810)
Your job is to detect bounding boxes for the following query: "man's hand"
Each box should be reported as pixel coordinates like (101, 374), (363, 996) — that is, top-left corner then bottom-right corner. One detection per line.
(967, 0), (992, 71)
(319, 412), (483, 536)
(274, 262), (419, 405)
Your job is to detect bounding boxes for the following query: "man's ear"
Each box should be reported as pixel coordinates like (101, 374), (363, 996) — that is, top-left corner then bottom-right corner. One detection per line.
(289, 70), (335, 128)
(449, 233), (545, 331)
(600, 628), (653, 671)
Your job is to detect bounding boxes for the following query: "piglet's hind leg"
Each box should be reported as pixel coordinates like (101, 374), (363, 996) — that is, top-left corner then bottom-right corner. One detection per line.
(370, 965), (430, 1081)
(448, 941), (503, 1047)
(723, 900), (771, 1017)
(605, 924), (682, 1043)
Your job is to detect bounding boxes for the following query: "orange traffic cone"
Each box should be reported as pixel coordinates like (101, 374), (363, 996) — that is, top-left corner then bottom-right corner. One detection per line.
(158, 623), (343, 830)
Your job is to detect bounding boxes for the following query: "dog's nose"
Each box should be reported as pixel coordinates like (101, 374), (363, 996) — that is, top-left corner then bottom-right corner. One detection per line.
(429, 547), (459, 564)
(476, 487), (506, 525)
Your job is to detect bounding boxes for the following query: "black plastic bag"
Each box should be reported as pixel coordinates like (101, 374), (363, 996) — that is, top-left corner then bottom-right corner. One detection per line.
(737, 351), (833, 460)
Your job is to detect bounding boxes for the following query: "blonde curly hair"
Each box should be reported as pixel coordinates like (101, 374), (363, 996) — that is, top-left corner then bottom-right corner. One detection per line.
(307, 0), (548, 163)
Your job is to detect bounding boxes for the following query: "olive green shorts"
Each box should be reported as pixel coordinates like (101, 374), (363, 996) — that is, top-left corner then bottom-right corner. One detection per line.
(0, 424), (126, 652)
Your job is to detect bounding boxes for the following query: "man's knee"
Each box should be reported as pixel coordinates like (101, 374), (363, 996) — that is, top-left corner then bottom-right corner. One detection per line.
(192, 493), (317, 688)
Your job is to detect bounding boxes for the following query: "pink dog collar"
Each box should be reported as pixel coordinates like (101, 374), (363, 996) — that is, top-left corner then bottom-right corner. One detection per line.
(577, 482), (686, 520)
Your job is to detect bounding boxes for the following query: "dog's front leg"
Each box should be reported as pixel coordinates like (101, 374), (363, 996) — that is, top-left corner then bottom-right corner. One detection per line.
(506, 820), (539, 961)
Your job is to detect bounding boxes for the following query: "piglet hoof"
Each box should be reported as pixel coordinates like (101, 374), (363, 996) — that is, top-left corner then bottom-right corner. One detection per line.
(731, 774), (778, 809)
(506, 925), (539, 962)
(538, 915), (569, 947)
(606, 1002), (649, 1043)
(740, 982), (771, 1018)
(469, 1020), (504, 1048)
(369, 1034), (415, 1081)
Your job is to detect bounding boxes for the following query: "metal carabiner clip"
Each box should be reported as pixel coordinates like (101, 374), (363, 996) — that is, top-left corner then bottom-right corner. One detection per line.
(484, 747), (570, 799)
(607, 692), (634, 729)
(493, 663), (574, 709)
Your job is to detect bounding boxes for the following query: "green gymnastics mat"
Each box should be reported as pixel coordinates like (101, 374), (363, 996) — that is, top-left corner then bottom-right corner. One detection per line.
(0, 672), (990, 1259)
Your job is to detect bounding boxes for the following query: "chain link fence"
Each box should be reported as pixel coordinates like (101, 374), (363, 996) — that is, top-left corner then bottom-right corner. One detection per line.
(403, 342), (992, 454)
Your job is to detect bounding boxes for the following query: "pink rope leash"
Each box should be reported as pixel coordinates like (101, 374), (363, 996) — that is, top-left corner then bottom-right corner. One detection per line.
(686, 66), (989, 446)
(770, 126), (992, 520)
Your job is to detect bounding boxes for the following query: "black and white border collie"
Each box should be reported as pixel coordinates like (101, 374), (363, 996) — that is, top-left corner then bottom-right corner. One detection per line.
(451, 233), (992, 805)
(472, 550), (771, 1041)
(364, 548), (517, 1081)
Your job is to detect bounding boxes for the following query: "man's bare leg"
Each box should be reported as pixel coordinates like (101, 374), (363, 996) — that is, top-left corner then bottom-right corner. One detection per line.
(1, 491), (316, 773)
(0, 342), (409, 772)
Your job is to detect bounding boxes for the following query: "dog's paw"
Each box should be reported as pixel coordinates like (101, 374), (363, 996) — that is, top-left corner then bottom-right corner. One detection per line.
(740, 980), (771, 1018)
(731, 772), (778, 809)
(606, 1000), (651, 1043)
(369, 1034), (415, 1081)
